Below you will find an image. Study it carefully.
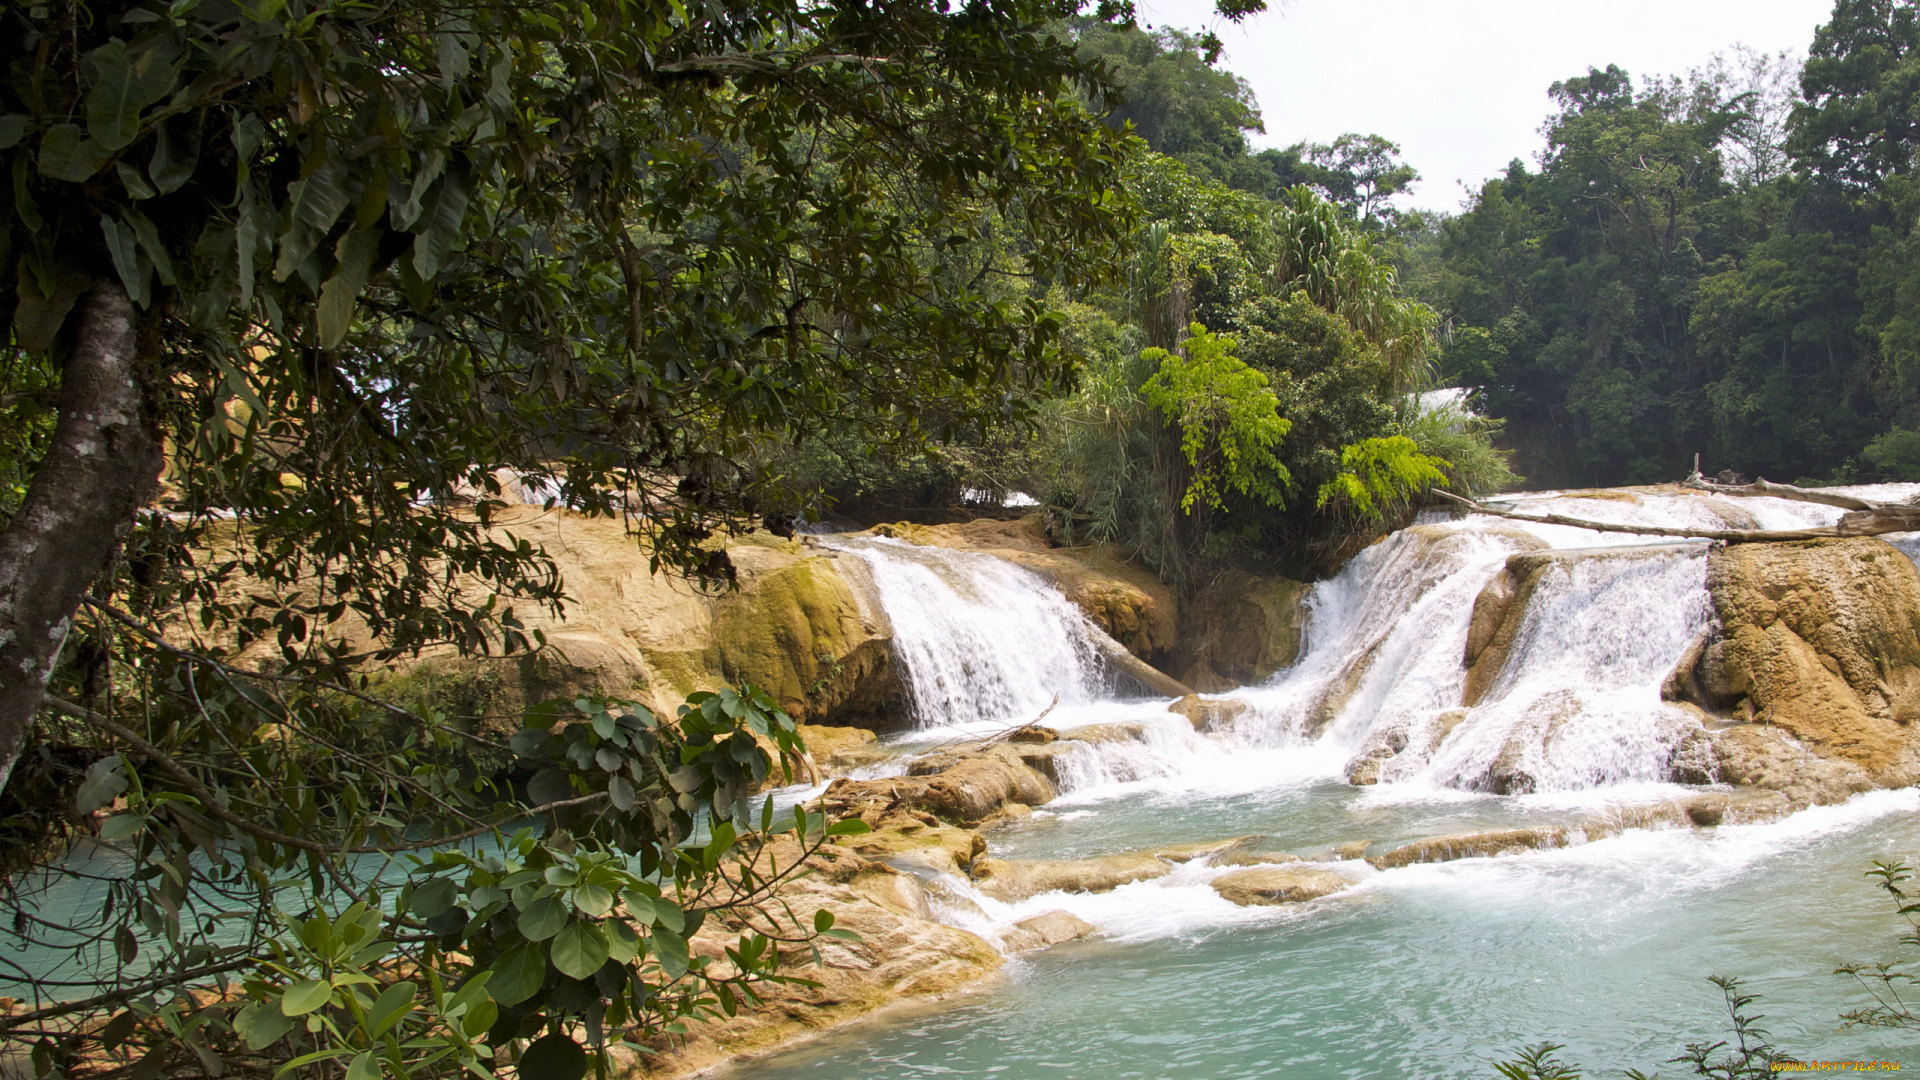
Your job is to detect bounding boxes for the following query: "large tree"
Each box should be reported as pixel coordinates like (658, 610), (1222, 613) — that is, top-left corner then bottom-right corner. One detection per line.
(0, 0), (1145, 793)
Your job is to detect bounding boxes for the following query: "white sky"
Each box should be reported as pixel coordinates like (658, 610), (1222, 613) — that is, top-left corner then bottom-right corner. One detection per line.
(1135, 0), (1838, 212)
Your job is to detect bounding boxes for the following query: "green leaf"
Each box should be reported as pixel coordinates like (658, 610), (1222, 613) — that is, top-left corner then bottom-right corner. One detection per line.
(123, 206), (177, 286)
(572, 883), (613, 918)
(409, 876), (458, 918)
(652, 928), (690, 980)
(98, 813), (147, 840)
(100, 217), (152, 308)
(117, 159), (157, 200)
(0, 115), (27, 149)
(38, 124), (113, 182)
(98, 1011), (140, 1052)
(279, 979), (332, 1017)
(344, 1050), (380, 1080)
(149, 114), (201, 194)
(608, 775), (636, 812)
(11, 263), (86, 354)
(605, 918), (642, 964)
(274, 158), (352, 283)
(824, 817), (872, 837)
(518, 1034), (587, 1080)
(364, 980), (417, 1040)
(517, 895), (568, 941)
(317, 227), (379, 347)
(549, 921), (609, 979)
(812, 908), (835, 933)
(234, 1000), (295, 1050)
(85, 38), (177, 151)
(410, 168), (472, 280)
(485, 944), (546, 1007)
(74, 754), (128, 814)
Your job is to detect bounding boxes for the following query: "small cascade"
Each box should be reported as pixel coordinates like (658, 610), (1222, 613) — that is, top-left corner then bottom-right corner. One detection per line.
(1413, 546), (1711, 792)
(828, 536), (1111, 728)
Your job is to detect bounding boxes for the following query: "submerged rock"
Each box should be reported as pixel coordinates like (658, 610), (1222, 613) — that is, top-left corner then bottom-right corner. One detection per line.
(1369, 827), (1570, 869)
(1211, 867), (1350, 906)
(969, 854), (1174, 901)
(1000, 910), (1098, 953)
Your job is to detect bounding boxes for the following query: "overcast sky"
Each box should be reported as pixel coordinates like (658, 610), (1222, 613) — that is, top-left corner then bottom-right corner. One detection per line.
(1135, 0), (1838, 212)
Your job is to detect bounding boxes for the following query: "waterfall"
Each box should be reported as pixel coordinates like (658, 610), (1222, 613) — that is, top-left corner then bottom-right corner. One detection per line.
(828, 537), (1112, 728)
(830, 484), (1920, 794)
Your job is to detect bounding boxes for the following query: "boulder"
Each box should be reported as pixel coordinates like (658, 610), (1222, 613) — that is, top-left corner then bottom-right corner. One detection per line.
(1704, 724), (1877, 809)
(1211, 867), (1350, 907)
(1168, 694), (1251, 733)
(259, 512), (912, 730)
(1686, 537), (1920, 792)
(1000, 910), (1098, 953)
(826, 744), (1055, 826)
(969, 853), (1174, 902)
(1176, 571), (1310, 690)
(1369, 827), (1570, 869)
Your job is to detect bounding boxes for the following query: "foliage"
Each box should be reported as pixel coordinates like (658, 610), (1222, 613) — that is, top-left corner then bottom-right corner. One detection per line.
(5, 614), (873, 1078)
(1315, 436), (1448, 519)
(1493, 1044), (1583, 1080)
(1404, 2), (1920, 489)
(1138, 323), (1291, 513)
(1836, 859), (1920, 1027)
(0, 0), (1136, 682)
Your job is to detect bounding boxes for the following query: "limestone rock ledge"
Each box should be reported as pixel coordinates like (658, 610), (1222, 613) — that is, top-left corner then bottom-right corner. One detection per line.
(1665, 536), (1920, 806)
(620, 840), (1001, 1080)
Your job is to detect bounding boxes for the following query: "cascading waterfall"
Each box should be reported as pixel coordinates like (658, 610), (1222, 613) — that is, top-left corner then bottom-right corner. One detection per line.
(734, 492), (1920, 1080)
(1416, 546), (1711, 792)
(827, 536), (1111, 728)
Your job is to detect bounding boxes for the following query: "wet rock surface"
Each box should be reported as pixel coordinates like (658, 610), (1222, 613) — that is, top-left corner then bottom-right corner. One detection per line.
(1001, 910), (1099, 953)
(1211, 867), (1351, 907)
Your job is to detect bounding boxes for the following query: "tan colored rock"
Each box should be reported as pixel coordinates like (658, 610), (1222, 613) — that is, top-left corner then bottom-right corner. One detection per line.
(969, 853), (1174, 902)
(250, 511), (910, 730)
(1328, 840), (1373, 861)
(1177, 571), (1310, 690)
(825, 744), (1055, 827)
(1705, 724), (1877, 809)
(1057, 721), (1148, 745)
(1211, 867), (1350, 906)
(1696, 538), (1920, 791)
(1463, 545), (1682, 708)
(627, 838), (1001, 1079)
(1000, 910), (1098, 953)
(1168, 694), (1251, 733)
(828, 815), (984, 875)
(1370, 827), (1570, 869)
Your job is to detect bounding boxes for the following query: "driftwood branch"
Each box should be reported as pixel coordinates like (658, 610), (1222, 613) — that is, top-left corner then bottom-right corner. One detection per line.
(1678, 472), (1888, 512)
(1433, 486), (1920, 544)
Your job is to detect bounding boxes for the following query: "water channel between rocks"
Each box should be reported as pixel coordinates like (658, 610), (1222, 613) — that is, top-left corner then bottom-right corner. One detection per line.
(735, 487), (1920, 1078)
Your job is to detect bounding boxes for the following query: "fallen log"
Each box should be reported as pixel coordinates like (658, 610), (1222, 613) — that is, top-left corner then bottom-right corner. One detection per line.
(1432, 489), (1920, 544)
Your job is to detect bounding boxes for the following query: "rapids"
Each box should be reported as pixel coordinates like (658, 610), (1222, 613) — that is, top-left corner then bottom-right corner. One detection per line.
(738, 487), (1920, 1076)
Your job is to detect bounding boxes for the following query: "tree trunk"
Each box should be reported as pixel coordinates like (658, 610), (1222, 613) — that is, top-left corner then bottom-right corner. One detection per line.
(0, 282), (162, 794)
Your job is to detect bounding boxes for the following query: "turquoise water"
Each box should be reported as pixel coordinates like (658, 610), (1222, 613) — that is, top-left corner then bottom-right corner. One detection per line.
(734, 768), (1920, 1079)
